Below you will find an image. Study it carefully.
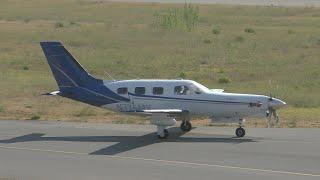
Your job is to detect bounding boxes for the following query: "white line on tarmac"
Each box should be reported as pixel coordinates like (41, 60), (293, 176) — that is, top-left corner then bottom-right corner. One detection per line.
(0, 145), (319, 177)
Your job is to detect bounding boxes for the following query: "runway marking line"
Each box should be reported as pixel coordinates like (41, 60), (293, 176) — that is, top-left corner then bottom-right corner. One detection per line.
(0, 145), (319, 177)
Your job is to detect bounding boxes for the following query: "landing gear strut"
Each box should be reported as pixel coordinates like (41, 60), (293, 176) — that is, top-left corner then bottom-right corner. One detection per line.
(180, 121), (192, 132)
(235, 119), (246, 137)
(157, 126), (169, 139)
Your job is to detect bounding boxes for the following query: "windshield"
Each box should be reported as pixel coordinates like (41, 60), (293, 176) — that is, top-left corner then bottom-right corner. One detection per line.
(190, 81), (211, 94)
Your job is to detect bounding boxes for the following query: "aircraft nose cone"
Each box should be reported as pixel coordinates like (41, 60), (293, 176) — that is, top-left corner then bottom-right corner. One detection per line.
(268, 97), (286, 108)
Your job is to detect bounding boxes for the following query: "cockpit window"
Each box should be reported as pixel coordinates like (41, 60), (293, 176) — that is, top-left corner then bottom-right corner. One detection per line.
(190, 81), (211, 94)
(174, 85), (190, 95)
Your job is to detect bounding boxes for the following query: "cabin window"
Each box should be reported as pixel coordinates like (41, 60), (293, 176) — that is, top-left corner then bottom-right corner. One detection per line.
(153, 87), (164, 95)
(135, 87), (145, 95)
(117, 87), (128, 94)
(174, 85), (190, 95)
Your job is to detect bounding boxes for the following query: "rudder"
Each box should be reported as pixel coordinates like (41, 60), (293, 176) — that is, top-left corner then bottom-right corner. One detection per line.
(40, 42), (97, 88)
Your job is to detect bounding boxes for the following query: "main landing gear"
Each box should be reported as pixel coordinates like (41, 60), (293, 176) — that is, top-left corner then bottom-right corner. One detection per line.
(156, 121), (192, 139)
(157, 126), (169, 139)
(235, 119), (246, 137)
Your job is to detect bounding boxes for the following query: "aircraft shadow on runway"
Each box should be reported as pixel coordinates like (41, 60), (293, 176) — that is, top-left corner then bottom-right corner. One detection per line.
(0, 127), (257, 155)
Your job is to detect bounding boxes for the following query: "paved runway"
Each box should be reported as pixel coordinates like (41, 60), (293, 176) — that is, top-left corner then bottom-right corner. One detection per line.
(109, 0), (320, 7)
(0, 120), (319, 180)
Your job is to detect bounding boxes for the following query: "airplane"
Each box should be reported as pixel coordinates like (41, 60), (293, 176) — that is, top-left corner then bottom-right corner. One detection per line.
(40, 42), (286, 139)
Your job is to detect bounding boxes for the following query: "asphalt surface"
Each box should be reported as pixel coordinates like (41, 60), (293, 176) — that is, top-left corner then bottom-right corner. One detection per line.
(0, 120), (319, 180)
(109, 0), (320, 7)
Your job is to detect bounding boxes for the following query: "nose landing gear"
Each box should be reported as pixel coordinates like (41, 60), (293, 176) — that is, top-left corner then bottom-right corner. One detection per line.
(235, 127), (245, 137)
(235, 119), (246, 137)
(180, 121), (192, 132)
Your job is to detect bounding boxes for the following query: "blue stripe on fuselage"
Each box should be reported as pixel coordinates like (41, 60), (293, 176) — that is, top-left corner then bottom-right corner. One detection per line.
(128, 92), (250, 105)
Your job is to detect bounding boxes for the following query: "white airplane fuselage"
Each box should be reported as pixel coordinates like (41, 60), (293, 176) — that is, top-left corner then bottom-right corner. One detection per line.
(102, 79), (284, 122)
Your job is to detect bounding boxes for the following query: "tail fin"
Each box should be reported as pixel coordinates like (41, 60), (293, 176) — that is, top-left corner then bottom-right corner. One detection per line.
(40, 42), (99, 88)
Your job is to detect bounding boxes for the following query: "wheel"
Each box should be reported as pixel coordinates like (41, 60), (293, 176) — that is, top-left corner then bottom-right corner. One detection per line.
(180, 121), (192, 132)
(158, 129), (169, 139)
(235, 127), (245, 137)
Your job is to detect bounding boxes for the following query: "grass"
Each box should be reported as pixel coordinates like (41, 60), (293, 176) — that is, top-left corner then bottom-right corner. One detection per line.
(153, 3), (199, 31)
(0, 0), (319, 127)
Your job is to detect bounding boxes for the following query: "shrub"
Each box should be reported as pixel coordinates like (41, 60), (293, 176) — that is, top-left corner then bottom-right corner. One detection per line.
(218, 76), (231, 84)
(235, 36), (245, 42)
(30, 115), (40, 120)
(55, 22), (64, 28)
(179, 72), (186, 79)
(23, 19), (30, 23)
(288, 30), (294, 34)
(212, 28), (220, 34)
(218, 69), (224, 73)
(203, 39), (212, 44)
(244, 28), (255, 33)
(0, 105), (4, 113)
(22, 65), (29, 70)
(200, 60), (208, 65)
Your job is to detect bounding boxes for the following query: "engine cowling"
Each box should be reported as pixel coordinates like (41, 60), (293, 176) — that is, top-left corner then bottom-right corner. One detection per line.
(150, 114), (177, 126)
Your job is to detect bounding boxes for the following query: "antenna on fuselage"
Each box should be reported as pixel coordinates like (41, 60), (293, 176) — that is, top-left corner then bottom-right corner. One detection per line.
(104, 71), (116, 81)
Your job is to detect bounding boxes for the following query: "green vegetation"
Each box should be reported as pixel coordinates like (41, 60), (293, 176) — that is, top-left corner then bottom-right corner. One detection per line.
(153, 3), (199, 31)
(244, 27), (255, 33)
(0, 0), (319, 127)
(0, 105), (4, 113)
(235, 36), (245, 42)
(22, 65), (29, 70)
(218, 76), (231, 84)
(30, 115), (40, 120)
(55, 22), (64, 28)
(203, 39), (212, 44)
(179, 72), (187, 79)
(212, 27), (221, 34)
(288, 30), (294, 34)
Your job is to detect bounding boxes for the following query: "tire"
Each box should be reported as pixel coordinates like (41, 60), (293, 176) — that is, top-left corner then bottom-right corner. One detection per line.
(180, 121), (192, 132)
(236, 127), (245, 137)
(158, 129), (169, 139)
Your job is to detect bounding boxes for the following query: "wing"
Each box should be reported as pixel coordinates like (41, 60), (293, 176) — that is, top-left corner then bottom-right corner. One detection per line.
(124, 109), (186, 115)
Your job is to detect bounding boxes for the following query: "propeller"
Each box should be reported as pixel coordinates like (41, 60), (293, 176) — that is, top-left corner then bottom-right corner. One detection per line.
(266, 99), (279, 128)
(266, 80), (280, 127)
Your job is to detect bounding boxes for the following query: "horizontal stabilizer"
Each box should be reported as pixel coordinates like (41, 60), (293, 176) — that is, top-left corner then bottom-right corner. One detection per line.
(42, 91), (60, 96)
